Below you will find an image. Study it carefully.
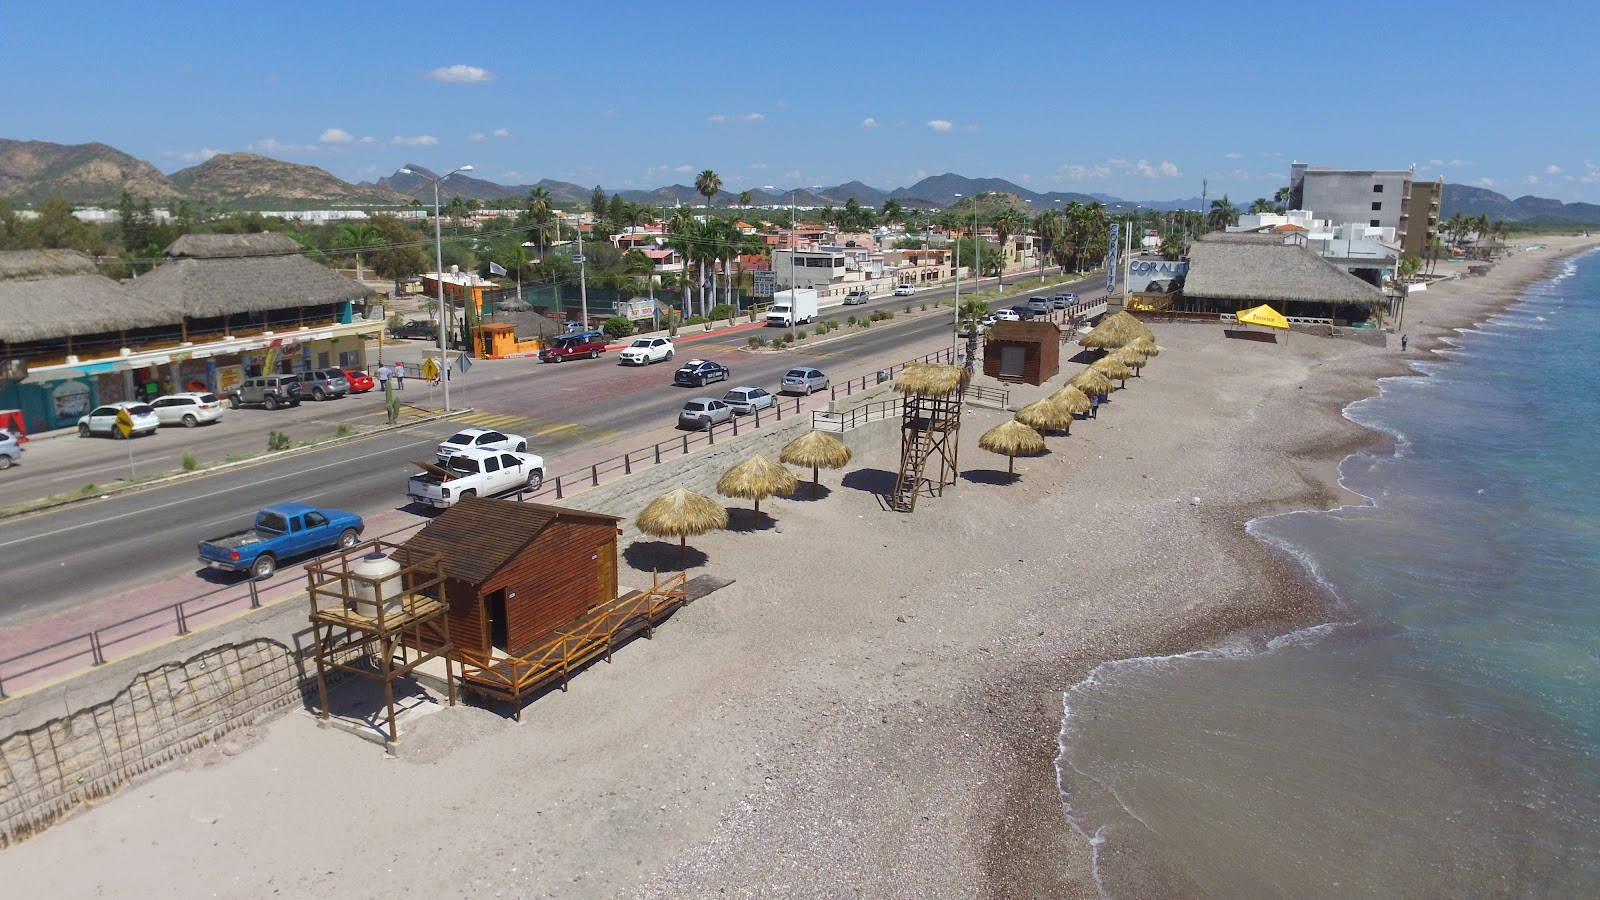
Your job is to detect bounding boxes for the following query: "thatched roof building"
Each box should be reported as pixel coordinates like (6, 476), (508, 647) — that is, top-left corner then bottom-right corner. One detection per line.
(0, 249), (176, 343)
(1183, 235), (1386, 312)
(128, 233), (374, 318)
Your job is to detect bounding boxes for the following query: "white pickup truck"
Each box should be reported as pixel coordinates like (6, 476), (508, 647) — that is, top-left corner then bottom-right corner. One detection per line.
(407, 447), (545, 508)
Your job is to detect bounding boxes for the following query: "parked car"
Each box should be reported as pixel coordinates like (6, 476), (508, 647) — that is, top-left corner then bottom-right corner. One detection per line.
(722, 385), (775, 415)
(229, 374), (303, 410)
(0, 429), (22, 469)
(539, 330), (608, 363)
(436, 427), (529, 465)
(674, 358), (730, 387)
(150, 392), (226, 428)
(979, 314), (1001, 327)
(844, 290), (871, 305)
(407, 448), (545, 509)
(894, 284), (916, 296)
(562, 320), (587, 332)
(297, 368), (350, 401)
(780, 367), (830, 395)
(619, 336), (675, 365)
(344, 370), (376, 393)
(991, 309), (1022, 323)
(78, 401), (160, 438)
(678, 397), (733, 429)
(390, 320), (438, 340)
(1054, 292), (1078, 309)
(197, 502), (364, 579)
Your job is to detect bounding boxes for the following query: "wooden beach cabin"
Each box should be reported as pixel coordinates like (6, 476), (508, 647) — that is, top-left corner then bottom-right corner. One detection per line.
(983, 321), (1060, 385)
(394, 496), (688, 717)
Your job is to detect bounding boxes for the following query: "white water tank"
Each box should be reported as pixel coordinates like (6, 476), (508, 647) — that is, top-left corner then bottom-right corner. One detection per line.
(350, 552), (405, 620)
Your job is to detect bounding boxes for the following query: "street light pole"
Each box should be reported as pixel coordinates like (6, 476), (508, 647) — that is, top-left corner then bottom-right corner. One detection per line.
(399, 165), (472, 413)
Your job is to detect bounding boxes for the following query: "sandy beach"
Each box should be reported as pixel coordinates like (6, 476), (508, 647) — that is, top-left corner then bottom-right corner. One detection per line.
(4, 236), (1595, 898)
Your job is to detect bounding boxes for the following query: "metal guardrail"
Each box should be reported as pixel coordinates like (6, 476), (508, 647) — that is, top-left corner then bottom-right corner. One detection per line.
(811, 399), (902, 432)
(829, 346), (956, 400)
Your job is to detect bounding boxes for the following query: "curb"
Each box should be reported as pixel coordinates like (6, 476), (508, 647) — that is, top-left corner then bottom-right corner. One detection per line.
(0, 408), (473, 521)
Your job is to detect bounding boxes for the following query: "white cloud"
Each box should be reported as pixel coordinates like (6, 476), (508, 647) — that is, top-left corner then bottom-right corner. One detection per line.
(676, 164), (693, 172)
(1580, 161), (1600, 184)
(1135, 159), (1182, 178)
(708, 112), (764, 123)
(1448, 159), (1473, 167)
(493, 127), (510, 137)
(392, 134), (439, 147)
(250, 138), (313, 154)
(1525, 175), (1540, 184)
(359, 136), (378, 145)
(428, 64), (492, 84)
(468, 132), (487, 142)
(319, 128), (353, 143)
(163, 147), (222, 163)
(748, 162), (768, 169)
(1545, 164), (1563, 175)
(927, 120), (954, 132)
(502, 171), (524, 181)
(1224, 152), (1243, 160)
(1428, 159), (1444, 167)
(861, 117), (879, 129)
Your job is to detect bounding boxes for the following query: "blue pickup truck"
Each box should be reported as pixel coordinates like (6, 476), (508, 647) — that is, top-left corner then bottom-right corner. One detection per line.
(197, 502), (364, 579)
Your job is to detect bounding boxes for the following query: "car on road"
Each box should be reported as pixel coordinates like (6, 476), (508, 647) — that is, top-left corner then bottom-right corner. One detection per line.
(991, 309), (1022, 323)
(1027, 297), (1054, 315)
(78, 401), (160, 438)
(0, 429), (21, 470)
(843, 290), (871, 305)
(1053, 292), (1078, 309)
(619, 336), (675, 365)
(678, 397), (733, 429)
(229, 374), (303, 410)
(344, 370), (376, 393)
(722, 385), (775, 415)
(562, 320), (587, 332)
(197, 502), (364, 580)
(894, 284), (916, 296)
(436, 427), (529, 464)
(389, 320), (438, 340)
(407, 448), (545, 509)
(539, 330), (609, 363)
(780, 367), (830, 395)
(674, 358), (730, 387)
(297, 368), (350, 401)
(150, 392), (226, 428)
(1008, 305), (1037, 321)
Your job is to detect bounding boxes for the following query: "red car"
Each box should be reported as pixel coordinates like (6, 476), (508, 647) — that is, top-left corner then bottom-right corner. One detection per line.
(344, 369), (376, 393)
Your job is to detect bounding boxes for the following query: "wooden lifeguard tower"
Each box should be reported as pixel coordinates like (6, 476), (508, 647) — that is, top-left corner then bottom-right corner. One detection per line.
(304, 539), (457, 750)
(890, 363), (970, 513)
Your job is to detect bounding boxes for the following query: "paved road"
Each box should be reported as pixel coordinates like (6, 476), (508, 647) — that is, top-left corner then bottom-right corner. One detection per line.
(0, 272), (1104, 627)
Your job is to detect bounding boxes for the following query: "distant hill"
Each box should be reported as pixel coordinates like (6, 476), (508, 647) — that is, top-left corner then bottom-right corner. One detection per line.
(0, 139), (183, 204)
(1441, 184), (1600, 226)
(819, 181), (890, 207)
(614, 184), (742, 208)
(170, 153), (414, 208)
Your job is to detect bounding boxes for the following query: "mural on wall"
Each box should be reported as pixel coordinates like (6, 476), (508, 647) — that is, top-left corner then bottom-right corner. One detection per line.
(51, 380), (92, 421)
(215, 365), (243, 395)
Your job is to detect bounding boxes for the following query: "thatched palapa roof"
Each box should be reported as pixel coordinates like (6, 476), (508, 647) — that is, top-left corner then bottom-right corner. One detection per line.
(1079, 311), (1154, 350)
(895, 362), (969, 397)
(1184, 236), (1387, 307)
(0, 249), (177, 343)
(128, 233), (374, 318)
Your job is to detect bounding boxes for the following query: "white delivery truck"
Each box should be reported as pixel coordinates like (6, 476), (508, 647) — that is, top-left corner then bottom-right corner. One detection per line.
(765, 288), (819, 327)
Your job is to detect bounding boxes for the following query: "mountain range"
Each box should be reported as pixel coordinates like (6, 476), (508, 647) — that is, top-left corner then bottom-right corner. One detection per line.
(3, 138), (1599, 226)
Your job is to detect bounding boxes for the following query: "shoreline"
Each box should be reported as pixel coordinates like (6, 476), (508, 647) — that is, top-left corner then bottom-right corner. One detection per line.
(3, 238), (1596, 898)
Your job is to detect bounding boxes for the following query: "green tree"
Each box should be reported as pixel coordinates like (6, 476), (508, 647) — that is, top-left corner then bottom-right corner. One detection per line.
(1248, 197), (1274, 214)
(1273, 186), (1291, 213)
(590, 185), (607, 217)
(333, 221), (384, 281)
(738, 190), (752, 208)
(695, 170), (722, 208)
(368, 213), (427, 296)
(33, 196), (104, 253)
(991, 209), (1025, 285)
(520, 186), (557, 255)
(1206, 195), (1239, 230)
(881, 198), (904, 225)
(607, 193), (627, 234)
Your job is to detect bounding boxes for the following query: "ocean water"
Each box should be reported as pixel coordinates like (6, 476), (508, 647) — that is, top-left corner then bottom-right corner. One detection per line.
(1056, 251), (1600, 897)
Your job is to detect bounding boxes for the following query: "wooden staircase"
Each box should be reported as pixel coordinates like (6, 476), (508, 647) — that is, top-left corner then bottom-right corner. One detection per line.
(892, 423), (934, 512)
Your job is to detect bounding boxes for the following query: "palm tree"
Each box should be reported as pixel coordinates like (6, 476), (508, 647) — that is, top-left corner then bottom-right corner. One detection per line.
(992, 208), (1025, 285)
(881, 198), (904, 225)
(738, 190), (752, 208)
(1034, 209), (1062, 280)
(522, 186), (556, 255)
(1248, 197), (1274, 215)
(695, 170), (722, 208)
(1206, 196), (1239, 230)
(332, 221), (383, 282)
(1273, 186), (1292, 212)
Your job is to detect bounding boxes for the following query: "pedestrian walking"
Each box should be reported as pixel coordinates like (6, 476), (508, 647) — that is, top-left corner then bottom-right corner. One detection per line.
(1090, 392), (1100, 419)
(1401, 334), (1409, 352)
(394, 361), (405, 390)
(377, 363), (391, 388)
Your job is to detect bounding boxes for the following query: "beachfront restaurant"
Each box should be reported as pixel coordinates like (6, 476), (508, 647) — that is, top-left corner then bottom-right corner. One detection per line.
(0, 235), (381, 435)
(1176, 233), (1389, 327)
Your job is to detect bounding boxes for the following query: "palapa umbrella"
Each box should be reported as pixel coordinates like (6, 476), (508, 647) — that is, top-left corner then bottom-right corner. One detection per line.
(1110, 347), (1148, 376)
(1049, 386), (1092, 431)
(979, 420), (1046, 477)
(1068, 369), (1115, 398)
(1078, 311), (1155, 350)
(780, 430), (853, 497)
(636, 486), (729, 562)
(895, 362), (970, 397)
(1129, 336), (1160, 357)
(716, 453), (798, 523)
(1091, 356), (1133, 388)
(1015, 395), (1075, 435)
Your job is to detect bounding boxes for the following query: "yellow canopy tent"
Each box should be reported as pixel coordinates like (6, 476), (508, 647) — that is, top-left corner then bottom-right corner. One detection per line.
(1235, 304), (1289, 329)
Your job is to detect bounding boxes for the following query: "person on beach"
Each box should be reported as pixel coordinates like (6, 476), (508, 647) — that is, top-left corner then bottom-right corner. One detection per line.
(1090, 391), (1100, 418)
(1401, 334), (1409, 352)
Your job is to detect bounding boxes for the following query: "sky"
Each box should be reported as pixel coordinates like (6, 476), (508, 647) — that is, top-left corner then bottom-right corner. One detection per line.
(11, 0), (1600, 204)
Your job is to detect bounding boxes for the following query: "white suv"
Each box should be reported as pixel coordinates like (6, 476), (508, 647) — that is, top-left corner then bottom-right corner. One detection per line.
(619, 337), (675, 365)
(150, 392), (226, 427)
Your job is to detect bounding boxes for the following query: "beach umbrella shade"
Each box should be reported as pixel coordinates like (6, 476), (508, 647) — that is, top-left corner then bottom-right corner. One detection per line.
(1068, 369), (1115, 398)
(1091, 357), (1133, 388)
(895, 362), (970, 397)
(1049, 385), (1093, 426)
(1110, 347), (1149, 376)
(716, 454), (798, 523)
(1015, 396), (1075, 435)
(978, 420), (1046, 476)
(1129, 336), (1160, 358)
(1078, 311), (1155, 350)
(635, 486), (729, 562)
(780, 430), (853, 497)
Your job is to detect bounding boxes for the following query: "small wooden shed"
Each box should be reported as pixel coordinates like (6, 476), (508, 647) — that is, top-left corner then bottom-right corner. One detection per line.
(396, 496), (622, 655)
(983, 321), (1060, 385)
